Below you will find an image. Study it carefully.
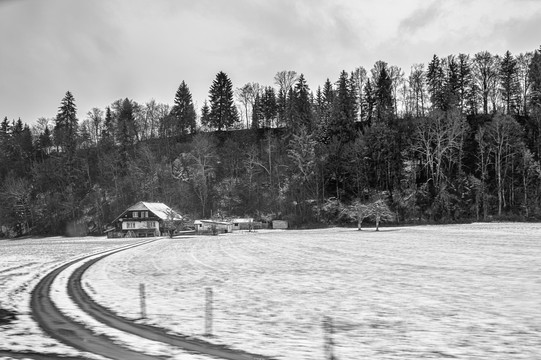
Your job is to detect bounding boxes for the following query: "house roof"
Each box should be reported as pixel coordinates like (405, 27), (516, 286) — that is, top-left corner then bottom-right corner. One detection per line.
(113, 201), (183, 223)
(232, 218), (254, 223)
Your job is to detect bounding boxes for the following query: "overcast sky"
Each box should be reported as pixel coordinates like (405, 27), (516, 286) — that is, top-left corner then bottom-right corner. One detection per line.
(1, 0), (540, 125)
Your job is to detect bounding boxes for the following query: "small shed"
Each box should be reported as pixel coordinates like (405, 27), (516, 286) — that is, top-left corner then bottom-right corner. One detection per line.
(272, 220), (288, 229)
(194, 220), (233, 234)
(232, 218), (254, 231)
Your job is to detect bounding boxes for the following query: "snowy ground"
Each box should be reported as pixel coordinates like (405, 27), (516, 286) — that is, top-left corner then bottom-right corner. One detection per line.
(82, 223), (541, 360)
(1, 224), (540, 359)
(0, 236), (215, 360)
(0, 236), (140, 358)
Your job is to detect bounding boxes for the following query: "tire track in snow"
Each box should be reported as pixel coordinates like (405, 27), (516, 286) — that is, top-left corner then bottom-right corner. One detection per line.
(31, 238), (161, 360)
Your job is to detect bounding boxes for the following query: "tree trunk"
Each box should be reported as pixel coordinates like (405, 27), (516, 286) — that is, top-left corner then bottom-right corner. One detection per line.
(375, 216), (380, 231)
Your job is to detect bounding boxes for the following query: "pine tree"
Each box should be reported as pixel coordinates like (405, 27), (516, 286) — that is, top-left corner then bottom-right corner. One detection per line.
(54, 91), (78, 155)
(362, 80), (376, 126)
(208, 71), (239, 131)
(101, 107), (115, 146)
(290, 74), (312, 132)
(261, 86), (277, 127)
(251, 93), (263, 129)
(117, 98), (136, 167)
(457, 54), (472, 113)
(170, 81), (197, 135)
(427, 55), (446, 110)
(200, 100), (211, 128)
(529, 46), (541, 109)
(445, 55), (460, 109)
(374, 65), (394, 121)
(500, 50), (520, 114)
(328, 71), (356, 142)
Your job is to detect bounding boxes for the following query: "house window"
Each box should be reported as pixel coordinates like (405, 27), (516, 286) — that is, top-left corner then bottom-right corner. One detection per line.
(126, 222), (136, 229)
(133, 212), (139, 218)
(147, 221), (156, 228)
(141, 211), (148, 218)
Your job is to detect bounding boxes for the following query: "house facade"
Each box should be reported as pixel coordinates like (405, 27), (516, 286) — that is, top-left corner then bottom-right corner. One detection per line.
(109, 201), (183, 237)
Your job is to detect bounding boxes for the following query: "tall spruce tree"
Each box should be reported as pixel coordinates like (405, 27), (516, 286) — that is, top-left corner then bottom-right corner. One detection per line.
(117, 98), (136, 167)
(171, 81), (197, 135)
(329, 70), (356, 142)
(261, 86), (277, 127)
(208, 71), (239, 131)
(251, 92), (263, 129)
(290, 74), (312, 132)
(200, 100), (211, 128)
(362, 80), (376, 125)
(374, 64), (394, 122)
(457, 54), (472, 113)
(427, 55), (447, 110)
(500, 50), (520, 114)
(529, 46), (541, 109)
(54, 91), (78, 155)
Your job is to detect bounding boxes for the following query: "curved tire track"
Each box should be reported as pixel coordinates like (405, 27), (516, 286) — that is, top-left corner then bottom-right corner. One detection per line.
(31, 239), (162, 360)
(32, 238), (277, 360)
(69, 239), (277, 360)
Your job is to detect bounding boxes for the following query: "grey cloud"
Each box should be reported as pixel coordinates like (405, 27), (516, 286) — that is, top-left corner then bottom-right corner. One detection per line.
(398, 0), (444, 34)
(493, 11), (541, 51)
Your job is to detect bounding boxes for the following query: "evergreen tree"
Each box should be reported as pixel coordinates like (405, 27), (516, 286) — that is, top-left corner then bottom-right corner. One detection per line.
(117, 98), (136, 167)
(457, 54), (473, 113)
(374, 64), (394, 121)
(362, 80), (375, 126)
(427, 55), (447, 110)
(529, 46), (541, 109)
(275, 88), (285, 127)
(445, 55), (460, 109)
(328, 71), (356, 142)
(500, 50), (520, 114)
(251, 93), (263, 129)
(201, 100), (211, 128)
(290, 74), (312, 132)
(0, 117), (12, 180)
(101, 107), (115, 146)
(54, 91), (78, 155)
(208, 71), (239, 131)
(170, 81), (197, 135)
(261, 86), (277, 127)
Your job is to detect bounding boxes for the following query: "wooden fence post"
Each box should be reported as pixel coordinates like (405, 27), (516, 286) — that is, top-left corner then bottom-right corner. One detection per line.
(323, 316), (335, 360)
(205, 287), (213, 336)
(139, 283), (147, 319)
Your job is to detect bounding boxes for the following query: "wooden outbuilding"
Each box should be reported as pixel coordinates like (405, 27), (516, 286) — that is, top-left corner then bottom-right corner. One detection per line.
(194, 220), (233, 234)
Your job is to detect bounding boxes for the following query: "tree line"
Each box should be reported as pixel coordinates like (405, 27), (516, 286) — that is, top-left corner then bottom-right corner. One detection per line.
(1, 46), (541, 236)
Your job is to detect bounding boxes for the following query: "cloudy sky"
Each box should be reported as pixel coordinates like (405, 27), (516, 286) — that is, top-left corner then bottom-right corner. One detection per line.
(1, 0), (540, 125)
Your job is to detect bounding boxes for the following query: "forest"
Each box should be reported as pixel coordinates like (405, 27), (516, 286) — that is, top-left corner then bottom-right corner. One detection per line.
(1, 46), (541, 236)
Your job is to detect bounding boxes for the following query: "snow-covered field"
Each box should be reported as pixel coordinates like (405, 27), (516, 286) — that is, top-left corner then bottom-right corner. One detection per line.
(1, 224), (540, 359)
(0, 236), (143, 358)
(82, 223), (541, 360)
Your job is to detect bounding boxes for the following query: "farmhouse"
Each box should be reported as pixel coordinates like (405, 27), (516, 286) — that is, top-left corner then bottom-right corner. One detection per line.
(109, 201), (182, 238)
